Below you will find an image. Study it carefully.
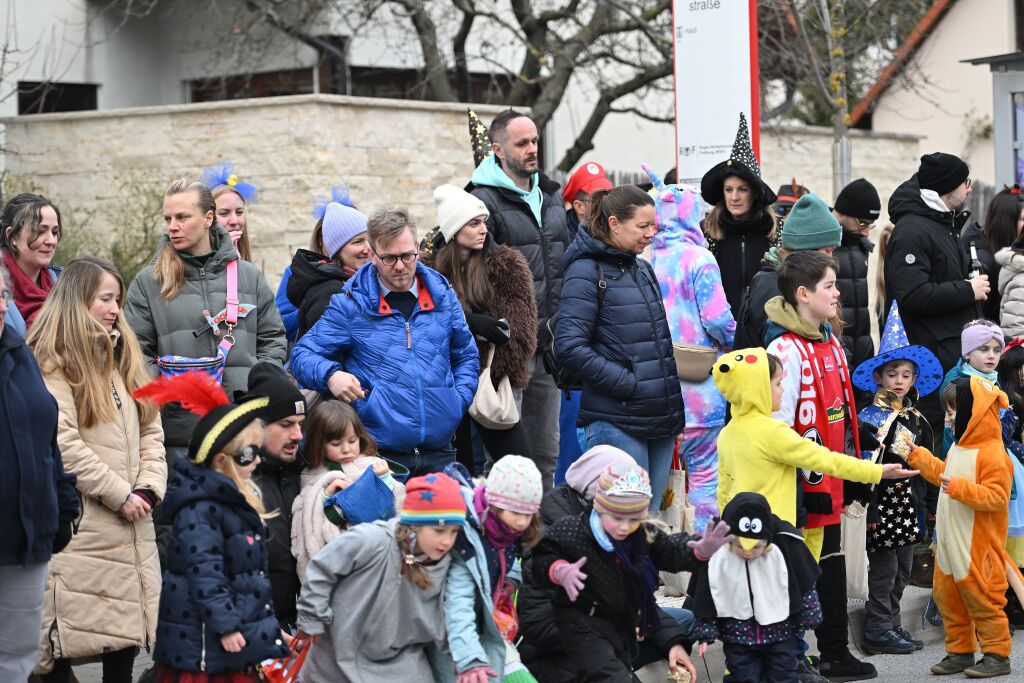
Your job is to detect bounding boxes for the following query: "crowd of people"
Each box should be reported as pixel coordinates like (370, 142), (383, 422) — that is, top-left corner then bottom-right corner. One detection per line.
(1, 106), (1023, 683)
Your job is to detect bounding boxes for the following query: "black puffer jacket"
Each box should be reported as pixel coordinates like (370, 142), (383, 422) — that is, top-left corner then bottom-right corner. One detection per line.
(734, 260), (779, 350)
(834, 230), (875, 371)
(884, 177), (975, 373)
(705, 211), (777, 314)
(154, 458), (288, 673)
(555, 228), (685, 438)
(518, 486), (690, 682)
(285, 249), (352, 342)
(531, 511), (697, 681)
(252, 454), (303, 629)
(960, 220), (1001, 321)
(470, 173), (569, 344)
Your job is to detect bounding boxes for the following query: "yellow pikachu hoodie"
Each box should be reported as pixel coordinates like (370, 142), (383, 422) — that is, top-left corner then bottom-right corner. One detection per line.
(714, 348), (885, 526)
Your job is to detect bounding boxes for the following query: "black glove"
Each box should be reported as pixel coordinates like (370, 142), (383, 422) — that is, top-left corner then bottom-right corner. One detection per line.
(53, 521), (73, 554)
(465, 313), (510, 345)
(859, 422), (881, 454)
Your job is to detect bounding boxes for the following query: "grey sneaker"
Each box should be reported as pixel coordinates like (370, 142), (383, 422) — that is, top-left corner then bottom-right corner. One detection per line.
(964, 653), (1011, 678)
(931, 653), (977, 675)
(893, 626), (923, 650)
(797, 657), (830, 683)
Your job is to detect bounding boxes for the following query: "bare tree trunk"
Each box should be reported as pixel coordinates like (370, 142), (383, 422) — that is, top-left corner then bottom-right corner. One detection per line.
(821, 0), (851, 197)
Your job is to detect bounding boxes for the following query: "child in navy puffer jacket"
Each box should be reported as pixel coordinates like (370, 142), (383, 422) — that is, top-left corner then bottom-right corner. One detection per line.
(135, 374), (288, 679)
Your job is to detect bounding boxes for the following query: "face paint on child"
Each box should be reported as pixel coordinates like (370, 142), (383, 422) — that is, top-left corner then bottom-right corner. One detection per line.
(966, 339), (1003, 374)
(600, 512), (645, 541)
(413, 525), (460, 560)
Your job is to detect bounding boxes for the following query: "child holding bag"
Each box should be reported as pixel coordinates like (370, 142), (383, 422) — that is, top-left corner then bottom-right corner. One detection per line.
(291, 400), (404, 579)
(443, 456), (543, 683)
(294, 473), (467, 682)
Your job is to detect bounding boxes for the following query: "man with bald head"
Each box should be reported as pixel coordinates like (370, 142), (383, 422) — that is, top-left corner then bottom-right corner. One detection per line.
(469, 109), (570, 488)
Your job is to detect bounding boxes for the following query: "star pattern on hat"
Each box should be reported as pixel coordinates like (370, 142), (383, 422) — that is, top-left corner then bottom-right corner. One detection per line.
(468, 109), (492, 168)
(853, 300), (944, 397)
(730, 113), (762, 178)
(419, 490), (436, 502)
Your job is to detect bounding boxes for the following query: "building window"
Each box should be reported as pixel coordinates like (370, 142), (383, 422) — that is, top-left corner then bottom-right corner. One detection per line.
(18, 82), (98, 115)
(190, 67), (316, 102)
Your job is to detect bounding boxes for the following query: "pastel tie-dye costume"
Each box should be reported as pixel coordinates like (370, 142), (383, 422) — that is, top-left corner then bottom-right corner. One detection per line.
(646, 165), (736, 530)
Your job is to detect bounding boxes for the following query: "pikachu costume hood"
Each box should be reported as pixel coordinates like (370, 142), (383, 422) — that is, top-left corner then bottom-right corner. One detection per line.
(908, 376), (1024, 658)
(713, 348), (883, 526)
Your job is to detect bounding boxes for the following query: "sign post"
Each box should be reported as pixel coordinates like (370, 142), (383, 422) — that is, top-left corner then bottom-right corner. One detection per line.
(673, 0), (760, 182)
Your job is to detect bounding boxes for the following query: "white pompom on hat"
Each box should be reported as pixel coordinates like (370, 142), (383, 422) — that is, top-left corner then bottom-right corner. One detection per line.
(434, 184), (490, 243)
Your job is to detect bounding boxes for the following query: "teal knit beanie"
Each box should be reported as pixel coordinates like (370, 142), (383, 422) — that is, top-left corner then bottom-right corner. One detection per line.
(780, 193), (842, 250)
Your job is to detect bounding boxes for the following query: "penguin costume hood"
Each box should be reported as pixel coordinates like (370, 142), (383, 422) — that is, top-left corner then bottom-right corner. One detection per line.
(688, 493), (820, 626)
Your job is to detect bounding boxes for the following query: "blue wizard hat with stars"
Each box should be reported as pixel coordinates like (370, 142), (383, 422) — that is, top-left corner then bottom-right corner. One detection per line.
(853, 300), (943, 397)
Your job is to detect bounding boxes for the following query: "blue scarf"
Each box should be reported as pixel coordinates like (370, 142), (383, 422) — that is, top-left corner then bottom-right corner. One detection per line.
(588, 509), (660, 636)
(962, 362), (999, 384)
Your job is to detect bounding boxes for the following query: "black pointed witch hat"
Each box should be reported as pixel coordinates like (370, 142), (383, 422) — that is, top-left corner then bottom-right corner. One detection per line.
(700, 113), (777, 208)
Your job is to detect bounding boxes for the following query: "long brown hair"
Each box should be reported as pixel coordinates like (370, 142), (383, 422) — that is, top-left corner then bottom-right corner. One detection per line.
(0, 193), (63, 259)
(27, 257), (156, 428)
(212, 185), (252, 261)
(154, 179), (216, 300)
(875, 224), (895, 319)
(703, 201), (778, 242)
(431, 239), (493, 314)
(303, 400), (378, 469)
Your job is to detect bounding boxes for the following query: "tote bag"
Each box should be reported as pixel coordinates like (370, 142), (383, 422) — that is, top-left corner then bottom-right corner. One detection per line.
(469, 345), (519, 430)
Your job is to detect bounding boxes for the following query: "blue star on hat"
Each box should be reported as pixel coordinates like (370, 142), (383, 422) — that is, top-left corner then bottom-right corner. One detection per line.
(419, 490), (436, 502)
(852, 300), (943, 397)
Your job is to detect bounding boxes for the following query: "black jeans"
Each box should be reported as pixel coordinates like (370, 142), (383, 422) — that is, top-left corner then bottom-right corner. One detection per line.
(814, 523), (850, 660)
(43, 646), (137, 683)
(724, 638), (802, 683)
(454, 414), (532, 476)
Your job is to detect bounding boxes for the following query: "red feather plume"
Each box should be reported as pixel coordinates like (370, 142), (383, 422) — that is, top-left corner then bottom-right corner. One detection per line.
(132, 371), (230, 417)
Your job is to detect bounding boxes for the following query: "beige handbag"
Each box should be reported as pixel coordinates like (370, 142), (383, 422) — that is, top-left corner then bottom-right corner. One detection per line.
(469, 345), (519, 430)
(673, 343), (718, 382)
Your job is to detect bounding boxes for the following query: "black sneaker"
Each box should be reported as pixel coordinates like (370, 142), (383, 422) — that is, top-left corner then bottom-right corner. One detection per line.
(818, 651), (879, 681)
(893, 626), (923, 650)
(861, 629), (916, 655)
(797, 657), (830, 683)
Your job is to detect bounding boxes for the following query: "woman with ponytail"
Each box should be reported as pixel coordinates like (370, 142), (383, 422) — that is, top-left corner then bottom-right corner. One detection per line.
(554, 185), (684, 509)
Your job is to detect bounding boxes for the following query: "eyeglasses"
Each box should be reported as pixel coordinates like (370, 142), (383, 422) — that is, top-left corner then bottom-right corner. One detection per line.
(856, 219), (876, 229)
(0, 289), (10, 304)
(375, 251), (418, 267)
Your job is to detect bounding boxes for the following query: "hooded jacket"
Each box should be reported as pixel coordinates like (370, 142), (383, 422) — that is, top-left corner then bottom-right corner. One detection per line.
(996, 246), (1024, 337)
(555, 227), (685, 438)
(834, 230), (876, 372)
(153, 458), (287, 673)
(883, 177), (975, 376)
(908, 377), (1024, 603)
(286, 249), (354, 342)
(289, 261), (479, 453)
(469, 156), (570, 345)
(714, 347), (883, 526)
(36, 369), (166, 670)
(124, 226), (289, 447)
(651, 183), (735, 428)
(0, 325), (78, 567)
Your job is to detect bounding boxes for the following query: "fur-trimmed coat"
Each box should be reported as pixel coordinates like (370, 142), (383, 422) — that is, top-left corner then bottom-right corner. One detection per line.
(426, 240), (537, 389)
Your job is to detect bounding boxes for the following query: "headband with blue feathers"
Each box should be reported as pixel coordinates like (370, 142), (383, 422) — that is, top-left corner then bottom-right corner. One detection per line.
(312, 185), (355, 220)
(199, 161), (258, 202)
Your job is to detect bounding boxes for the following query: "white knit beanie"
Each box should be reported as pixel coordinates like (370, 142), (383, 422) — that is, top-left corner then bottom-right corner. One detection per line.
(434, 184), (490, 243)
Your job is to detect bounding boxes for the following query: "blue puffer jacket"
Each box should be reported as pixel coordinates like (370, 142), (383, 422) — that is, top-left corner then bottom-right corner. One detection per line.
(275, 265), (299, 343)
(555, 228), (684, 438)
(290, 261), (479, 453)
(154, 459), (288, 673)
(0, 325), (78, 566)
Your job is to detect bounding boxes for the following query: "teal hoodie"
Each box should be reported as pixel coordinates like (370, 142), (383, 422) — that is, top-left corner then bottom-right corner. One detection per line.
(470, 154), (544, 227)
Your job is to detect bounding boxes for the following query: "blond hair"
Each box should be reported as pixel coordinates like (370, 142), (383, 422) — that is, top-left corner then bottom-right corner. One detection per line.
(703, 203), (778, 242)
(27, 257), (156, 428)
(210, 421), (270, 517)
(154, 179), (215, 300)
(212, 185), (252, 262)
(395, 523), (436, 589)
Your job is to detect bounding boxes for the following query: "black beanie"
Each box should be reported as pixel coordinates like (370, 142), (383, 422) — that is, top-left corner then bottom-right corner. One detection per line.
(918, 152), (969, 196)
(833, 178), (881, 220)
(241, 362), (306, 423)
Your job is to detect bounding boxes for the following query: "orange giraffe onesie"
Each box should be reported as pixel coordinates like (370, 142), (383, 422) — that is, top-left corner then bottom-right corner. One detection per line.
(905, 376), (1024, 658)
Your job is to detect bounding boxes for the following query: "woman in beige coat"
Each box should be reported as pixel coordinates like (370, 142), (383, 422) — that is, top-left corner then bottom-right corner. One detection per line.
(26, 257), (166, 682)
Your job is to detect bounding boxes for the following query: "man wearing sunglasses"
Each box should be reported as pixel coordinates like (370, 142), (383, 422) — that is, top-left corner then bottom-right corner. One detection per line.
(832, 178), (882, 389)
(290, 207), (479, 479)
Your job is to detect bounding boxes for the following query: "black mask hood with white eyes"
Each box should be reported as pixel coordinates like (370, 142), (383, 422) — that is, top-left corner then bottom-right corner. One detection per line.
(720, 492), (776, 543)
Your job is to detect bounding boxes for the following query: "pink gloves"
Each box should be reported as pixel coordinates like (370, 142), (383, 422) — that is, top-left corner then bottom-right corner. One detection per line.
(687, 520), (735, 561)
(550, 557), (588, 601)
(456, 666), (498, 683)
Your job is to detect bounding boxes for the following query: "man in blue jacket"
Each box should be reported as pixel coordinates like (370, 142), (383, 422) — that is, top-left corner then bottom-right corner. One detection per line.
(291, 207), (479, 476)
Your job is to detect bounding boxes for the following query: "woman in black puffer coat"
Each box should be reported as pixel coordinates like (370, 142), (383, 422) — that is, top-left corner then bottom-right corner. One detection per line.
(554, 186), (684, 508)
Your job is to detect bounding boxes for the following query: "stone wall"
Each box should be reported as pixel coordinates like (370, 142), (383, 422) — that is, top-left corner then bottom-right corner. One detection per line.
(1, 94), (508, 285)
(1, 95), (919, 292)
